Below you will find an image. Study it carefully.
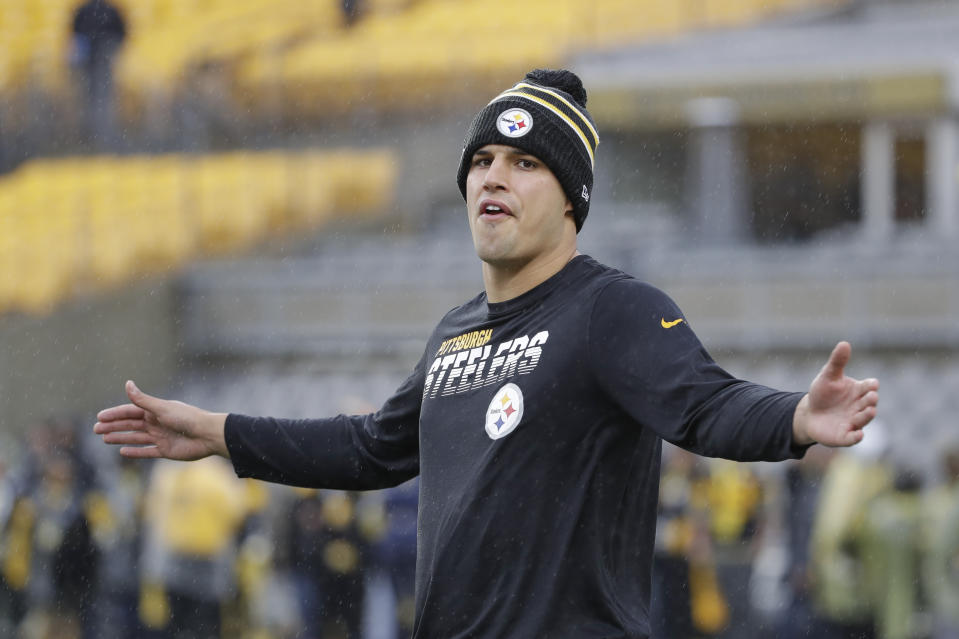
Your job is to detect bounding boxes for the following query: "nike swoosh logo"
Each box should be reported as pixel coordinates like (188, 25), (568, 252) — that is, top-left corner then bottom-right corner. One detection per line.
(661, 318), (685, 329)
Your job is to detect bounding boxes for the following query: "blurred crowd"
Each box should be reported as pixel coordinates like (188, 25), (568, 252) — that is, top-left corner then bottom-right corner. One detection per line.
(0, 415), (418, 639)
(2, 415), (958, 639)
(652, 423), (959, 639)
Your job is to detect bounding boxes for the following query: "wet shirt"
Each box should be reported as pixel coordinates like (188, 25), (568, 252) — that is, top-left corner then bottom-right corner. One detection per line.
(225, 255), (806, 638)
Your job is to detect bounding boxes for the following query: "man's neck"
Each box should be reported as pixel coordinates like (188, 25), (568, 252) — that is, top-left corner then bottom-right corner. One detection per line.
(482, 248), (580, 303)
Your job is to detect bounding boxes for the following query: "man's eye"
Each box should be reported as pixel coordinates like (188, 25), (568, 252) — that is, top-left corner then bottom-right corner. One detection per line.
(518, 159), (537, 169)
(473, 158), (491, 167)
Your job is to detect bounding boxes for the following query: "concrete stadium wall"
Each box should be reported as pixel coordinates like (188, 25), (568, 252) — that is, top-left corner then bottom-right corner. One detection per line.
(0, 276), (179, 444)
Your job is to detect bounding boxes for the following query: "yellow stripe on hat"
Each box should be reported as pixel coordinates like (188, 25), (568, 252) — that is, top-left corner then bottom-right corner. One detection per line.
(491, 90), (595, 168)
(513, 82), (599, 148)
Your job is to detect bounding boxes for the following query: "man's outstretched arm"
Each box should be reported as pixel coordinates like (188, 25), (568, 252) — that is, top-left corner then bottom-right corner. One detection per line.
(94, 380), (229, 460)
(792, 341), (880, 448)
(94, 365), (423, 490)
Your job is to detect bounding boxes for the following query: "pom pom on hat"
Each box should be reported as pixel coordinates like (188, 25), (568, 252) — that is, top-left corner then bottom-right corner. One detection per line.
(524, 68), (588, 107)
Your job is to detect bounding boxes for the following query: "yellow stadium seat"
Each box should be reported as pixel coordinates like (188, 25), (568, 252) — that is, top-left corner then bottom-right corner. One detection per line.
(191, 153), (265, 254)
(0, 147), (397, 317)
(108, 158), (172, 274)
(12, 0), (839, 106)
(86, 161), (140, 287)
(285, 152), (337, 228)
(4, 163), (80, 311)
(322, 149), (397, 216)
(11, 0), (842, 117)
(245, 152), (293, 231)
(0, 190), (20, 312)
(11, 204), (75, 313)
(137, 156), (195, 270)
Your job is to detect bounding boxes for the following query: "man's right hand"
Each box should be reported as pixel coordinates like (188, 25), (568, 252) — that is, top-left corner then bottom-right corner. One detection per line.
(94, 380), (229, 461)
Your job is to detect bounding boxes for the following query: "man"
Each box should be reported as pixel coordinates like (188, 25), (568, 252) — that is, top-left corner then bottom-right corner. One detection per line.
(71, 0), (126, 149)
(95, 69), (879, 638)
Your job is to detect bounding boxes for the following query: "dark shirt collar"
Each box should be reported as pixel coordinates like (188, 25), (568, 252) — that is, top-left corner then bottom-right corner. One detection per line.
(484, 254), (591, 318)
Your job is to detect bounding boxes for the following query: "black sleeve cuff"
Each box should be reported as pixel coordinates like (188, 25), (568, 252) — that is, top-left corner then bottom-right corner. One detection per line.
(224, 413), (264, 478)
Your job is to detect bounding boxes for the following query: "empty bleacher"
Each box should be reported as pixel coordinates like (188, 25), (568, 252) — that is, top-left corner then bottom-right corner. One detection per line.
(0, 0), (849, 318)
(0, 0), (849, 120)
(236, 0), (850, 119)
(0, 148), (397, 314)
(0, 0), (345, 97)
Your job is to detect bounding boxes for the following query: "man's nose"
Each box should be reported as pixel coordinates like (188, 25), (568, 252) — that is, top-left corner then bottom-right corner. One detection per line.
(483, 157), (508, 190)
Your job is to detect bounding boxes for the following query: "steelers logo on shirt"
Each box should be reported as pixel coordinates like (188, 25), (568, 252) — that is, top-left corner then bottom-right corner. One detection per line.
(485, 383), (524, 440)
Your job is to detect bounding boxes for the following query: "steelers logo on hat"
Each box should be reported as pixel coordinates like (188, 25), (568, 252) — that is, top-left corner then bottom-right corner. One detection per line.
(485, 383), (525, 440)
(496, 108), (533, 138)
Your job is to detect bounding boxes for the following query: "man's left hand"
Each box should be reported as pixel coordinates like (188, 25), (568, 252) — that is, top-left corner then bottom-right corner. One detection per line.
(792, 341), (879, 447)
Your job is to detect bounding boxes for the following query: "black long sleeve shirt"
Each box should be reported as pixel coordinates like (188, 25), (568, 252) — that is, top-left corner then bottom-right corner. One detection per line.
(226, 255), (806, 638)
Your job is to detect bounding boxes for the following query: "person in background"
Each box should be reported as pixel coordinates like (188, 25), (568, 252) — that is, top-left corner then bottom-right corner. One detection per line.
(809, 420), (892, 639)
(87, 454), (151, 639)
(0, 426), (51, 636)
(375, 478), (419, 639)
(340, 0), (362, 27)
(651, 445), (723, 639)
(70, 0), (126, 150)
(19, 444), (99, 639)
(706, 459), (764, 639)
(139, 457), (247, 639)
(922, 444), (959, 639)
(776, 445), (836, 639)
(862, 462), (924, 639)
(284, 487), (381, 639)
(0, 452), (20, 636)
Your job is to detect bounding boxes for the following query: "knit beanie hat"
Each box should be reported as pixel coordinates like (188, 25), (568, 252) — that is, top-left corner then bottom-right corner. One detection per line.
(456, 68), (600, 232)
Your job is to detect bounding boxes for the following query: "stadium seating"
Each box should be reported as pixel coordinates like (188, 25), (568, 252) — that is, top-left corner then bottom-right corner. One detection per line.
(0, 148), (397, 315)
(0, 0), (345, 100)
(0, 0), (849, 115)
(0, 0), (846, 319)
(233, 0), (850, 118)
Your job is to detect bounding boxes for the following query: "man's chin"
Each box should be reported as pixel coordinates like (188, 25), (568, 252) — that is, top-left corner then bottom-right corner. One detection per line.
(474, 240), (506, 262)
(476, 250), (527, 271)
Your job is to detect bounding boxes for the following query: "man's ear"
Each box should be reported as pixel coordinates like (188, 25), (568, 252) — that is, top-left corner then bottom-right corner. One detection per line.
(563, 201), (577, 231)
